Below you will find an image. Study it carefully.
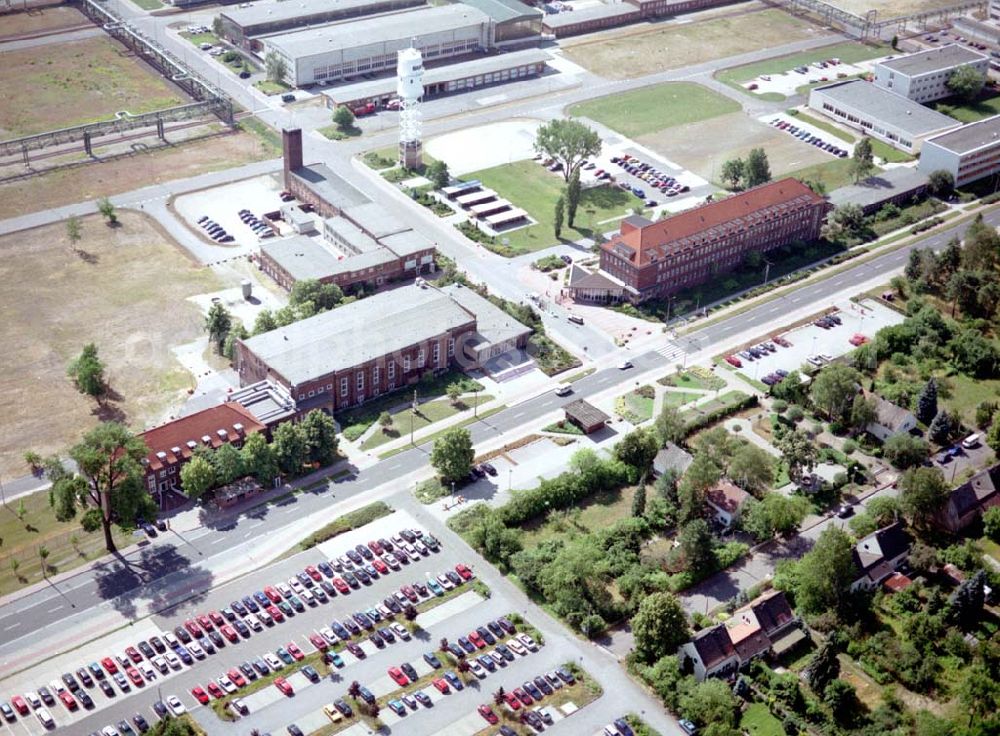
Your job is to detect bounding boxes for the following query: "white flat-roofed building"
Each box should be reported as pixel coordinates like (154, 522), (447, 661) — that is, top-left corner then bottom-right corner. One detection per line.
(264, 5), (492, 87)
(873, 44), (989, 103)
(808, 80), (961, 153)
(919, 114), (1000, 187)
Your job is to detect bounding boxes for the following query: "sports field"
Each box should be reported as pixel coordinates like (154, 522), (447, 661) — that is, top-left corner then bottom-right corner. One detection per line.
(569, 82), (740, 138)
(0, 36), (183, 137)
(561, 9), (821, 80)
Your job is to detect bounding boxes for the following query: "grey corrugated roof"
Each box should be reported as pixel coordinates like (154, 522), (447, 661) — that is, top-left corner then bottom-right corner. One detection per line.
(380, 230), (436, 258)
(542, 2), (637, 26)
(342, 202), (410, 240)
(828, 167), (929, 209)
(810, 81), (960, 138)
(292, 164), (368, 210)
(241, 285), (475, 386)
(266, 5), (489, 59)
(220, 0), (411, 29)
(439, 283), (531, 345)
(923, 113), (1000, 155)
(261, 236), (344, 281)
(324, 217), (381, 253)
(877, 44), (987, 76)
(461, 0), (540, 23)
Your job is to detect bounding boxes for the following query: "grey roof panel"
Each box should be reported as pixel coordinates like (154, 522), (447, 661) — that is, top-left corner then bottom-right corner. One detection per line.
(828, 167), (930, 209)
(439, 283), (532, 345)
(292, 164), (368, 209)
(542, 2), (637, 26)
(221, 0), (413, 29)
(261, 236), (344, 281)
(810, 80), (960, 137)
(877, 44), (987, 76)
(923, 113), (1000, 155)
(461, 0), (541, 23)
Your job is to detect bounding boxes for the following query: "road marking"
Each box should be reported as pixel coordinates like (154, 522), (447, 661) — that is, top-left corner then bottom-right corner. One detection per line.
(2, 623), (20, 631)
(46, 605), (63, 614)
(211, 537), (227, 545)
(512, 412), (525, 419)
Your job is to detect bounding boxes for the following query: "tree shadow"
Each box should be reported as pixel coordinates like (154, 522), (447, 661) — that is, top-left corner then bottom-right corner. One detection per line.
(75, 250), (100, 265)
(412, 627), (431, 643)
(92, 544), (213, 620)
(93, 402), (128, 423)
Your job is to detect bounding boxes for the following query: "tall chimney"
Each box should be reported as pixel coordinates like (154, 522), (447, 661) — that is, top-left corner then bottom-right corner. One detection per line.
(282, 128), (303, 189)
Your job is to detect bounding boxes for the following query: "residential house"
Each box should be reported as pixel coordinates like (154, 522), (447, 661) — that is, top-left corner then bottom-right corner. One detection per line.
(705, 479), (750, 528)
(851, 522), (911, 591)
(653, 442), (693, 478)
(680, 623), (738, 682)
(864, 391), (918, 442)
(936, 462), (1000, 533)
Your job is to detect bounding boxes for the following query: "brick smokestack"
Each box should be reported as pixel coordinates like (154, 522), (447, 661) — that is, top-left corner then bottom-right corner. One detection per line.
(282, 128), (303, 189)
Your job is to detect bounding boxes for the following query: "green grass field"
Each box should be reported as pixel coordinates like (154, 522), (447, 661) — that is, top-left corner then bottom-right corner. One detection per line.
(568, 82), (740, 138)
(786, 157), (874, 193)
(662, 391), (701, 408)
(460, 160), (634, 256)
(361, 395), (493, 450)
(740, 703), (784, 736)
(659, 369), (726, 391)
(519, 485), (639, 549)
(932, 91), (1000, 123)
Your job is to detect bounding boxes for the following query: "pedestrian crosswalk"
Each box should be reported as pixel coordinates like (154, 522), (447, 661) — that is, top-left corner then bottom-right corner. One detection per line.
(655, 341), (688, 362)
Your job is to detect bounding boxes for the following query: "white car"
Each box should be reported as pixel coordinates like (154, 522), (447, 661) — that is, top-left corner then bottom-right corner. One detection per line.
(382, 554), (400, 570)
(164, 632), (179, 648)
(618, 360), (633, 370)
(258, 608), (273, 626)
(276, 583), (292, 598)
(102, 726), (120, 736)
(436, 574), (454, 590)
(402, 543), (416, 557)
(517, 633), (538, 651)
(264, 653), (284, 670)
(188, 640), (205, 659)
(338, 554), (354, 569)
(166, 695), (186, 715)
(469, 661), (486, 678)
(139, 662), (156, 680)
(391, 623), (410, 641)
(490, 651), (506, 667)
(507, 639), (527, 656)
(25, 692), (40, 710)
(244, 614), (262, 631)
(164, 651), (181, 670)
(218, 675), (237, 694)
(289, 578), (304, 594)
(413, 539), (428, 555)
(377, 604), (393, 619)
(151, 656), (168, 673)
(36, 708), (54, 729)
(300, 589), (315, 606)
(48, 680), (65, 695)
(320, 627), (338, 644)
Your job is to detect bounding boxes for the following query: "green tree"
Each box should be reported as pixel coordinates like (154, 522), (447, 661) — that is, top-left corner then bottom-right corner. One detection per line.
(867, 495), (901, 526)
(771, 370), (805, 404)
(678, 453), (721, 524)
(97, 196), (118, 225)
(632, 484), (647, 517)
(743, 147), (771, 188)
(950, 328), (999, 378)
(205, 302), (232, 355)
(742, 493), (809, 540)
(824, 679), (859, 722)
(272, 421), (307, 476)
(678, 519), (714, 573)
(565, 167), (582, 226)
(632, 591), (690, 664)
(782, 526), (855, 615)
(468, 512), (522, 567)
(253, 309), (277, 335)
(54, 422), (154, 552)
(884, 433), (929, 469)
(180, 455), (216, 498)
(332, 105), (355, 131)
(289, 279), (343, 312)
(533, 119), (602, 182)
(446, 383), (463, 406)
(427, 159), (450, 190)
(66, 215), (82, 251)
(680, 679), (738, 729)
(240, 432), (278, 486)
(614, 428), (659, 477)
(958, 663), (1000, 726)
(851, 137), (876, 182)
(984, 505), (1000, 542)
(951, 569), (987, 630)
(928, 410), (953, 445)
(899, 466), (948, 529)
(849, 394), (877, 433)
(265, 51), (287, 84)
(301, 409), (338, 466)
(67, 343), (105, 401)
(822, 203), (868, 242)
(223, 322), (248, 361)
(927, 169), (955, 197)
(378, 411), (393, 434)
(775, 429), (816, 484)
(916, 378), (938, 424)
(654, 404), (686, 447)
(211, 442), (244, 485)
(430, 427), (474, 483)
(720, 158), (744, 190)
(727, 444), (774, 496)
(947, 65), (985, 101)
(810, 363), (860, 422)
(805, 639), (841, 693)
(553, 195), (564, 238)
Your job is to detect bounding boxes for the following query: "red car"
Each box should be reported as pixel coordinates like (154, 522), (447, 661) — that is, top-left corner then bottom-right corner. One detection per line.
(58, 691), (77, 710)
(388, 667), (409, 687)
(197, 614), (214, 631)
(287, 642), (304, 661)
(265, 586), (282, 604)
(513, 688), (533, 706)
(368, 540), (383, 555)
(455, 563), (473, 580)
(125, 646), (142, 663)
(468, 631), (486, 649)
(209, 610), (225, 627)
(191, 686), (209, 705)
(308, 633), (328, 650)
(503, 692), (521, 710)
(725, 355), (742, 368)
(401, 585), (417, 602)
(184, 620), (202, 638)
(333, 578), (350, 595)
(207, 681), (225, 699)
(371, 558), (388, 575)
(220, 624), (239, 643)
(126, 667), (144, 686)
(478, 704), (498, 724)
(101, 657), (118, 674)
(305, 565), (322, 581)
(274, 677), (293, 696)
(432, 678), (450, 694)
(267, 605), (284, 623)
(10, 696), (27, 716)
(227, 669), (246, 688)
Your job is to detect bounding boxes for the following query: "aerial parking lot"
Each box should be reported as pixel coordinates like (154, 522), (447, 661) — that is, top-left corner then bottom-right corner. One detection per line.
(173, 174), (295, 248)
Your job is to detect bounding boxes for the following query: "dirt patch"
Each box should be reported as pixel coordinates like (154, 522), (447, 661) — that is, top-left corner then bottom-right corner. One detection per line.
(0, 5), (90, 38)
(561, 8), (822, 79)
(0, 35), (183, 138)
(0, 212), (227, 480)
(0, 131), (272, 220)
(826, 0), (963, 18)
(638, 113), (830, 185)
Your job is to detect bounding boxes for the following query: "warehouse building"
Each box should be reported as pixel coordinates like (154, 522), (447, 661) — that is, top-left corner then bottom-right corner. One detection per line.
(264, 5), (492, 87)
(217, 0), (425, 51)
(460, 0), (542, 44)
(919, 114), (1000, 187)
(828, 168), (930, 216)
(873, 44), (989, 103)
(322, 48), (549, 109)
(583, 179), (827, 304)
(233, 283), (531, 412)
(808, 80), (961, 153)
(541, 0), (737, 37)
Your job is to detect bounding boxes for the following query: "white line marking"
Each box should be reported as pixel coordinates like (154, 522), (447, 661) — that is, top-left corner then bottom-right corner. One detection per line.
(3, 623), (20, 631)
(46, 605), (63, 614)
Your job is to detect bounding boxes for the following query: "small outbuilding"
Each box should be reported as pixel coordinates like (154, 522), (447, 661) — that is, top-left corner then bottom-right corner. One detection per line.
(564, 399), (610, 434)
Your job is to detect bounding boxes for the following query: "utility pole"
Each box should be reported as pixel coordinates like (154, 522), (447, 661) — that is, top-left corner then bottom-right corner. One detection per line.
(410, 389), (417, 446)
(763, 258), (772, 286)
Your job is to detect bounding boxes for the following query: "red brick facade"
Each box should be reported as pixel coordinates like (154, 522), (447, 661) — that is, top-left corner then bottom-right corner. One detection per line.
(599, 179), (827, 303)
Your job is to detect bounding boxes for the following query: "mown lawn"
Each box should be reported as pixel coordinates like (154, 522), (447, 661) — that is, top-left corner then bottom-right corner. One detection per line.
(786, 157), (874, 193)
(568, 82), (740, 138)
(741, 702), (784, 736)
(361, 395), (493, 450)
(932, 90), (1000, 123)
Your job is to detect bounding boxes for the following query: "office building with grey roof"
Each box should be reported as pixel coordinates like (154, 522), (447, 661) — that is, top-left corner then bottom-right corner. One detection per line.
(828, 167), (929, 215)
(460, 0), (541, 42)
(808, 80), (961, 153)
(263, 4), (492, 86)
(234, 283), (530, 412)
(919, 114), (1000, 187)
(873, 44), (989, 103)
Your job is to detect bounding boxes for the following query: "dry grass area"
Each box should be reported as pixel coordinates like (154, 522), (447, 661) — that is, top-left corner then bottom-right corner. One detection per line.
(0, 212), (225, 479)
(828, 0), (963, 18)
(0, 6), (90, 38)
(639, 113), (830, 186)
(561, 8), (822, 79)
(0, 131), (273, 219)
(0, 36), (183, 138)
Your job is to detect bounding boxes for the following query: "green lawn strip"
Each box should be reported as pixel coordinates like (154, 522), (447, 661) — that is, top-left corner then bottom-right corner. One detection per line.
(740, 702), (785, 736)
(180, 32), (219, 46)
(298, 502), (394, 551)
(377, 405), (507, 460)
(786, 109), (856, 143)
(255, 80), (291, 95)
(340, 372), (484, 441)
(716, 41), (888, 87)
(661, 391), (700, 408)
(625, 714), (665, 736)
(459, 161), (633, 256)
(531, 334), (582, 376)
(411, 582), (480, 616)
(658, 370), (725, 391)
(542, 420), (585, 435)
(616, 387), (655, 424)
(868, 138), (915, 164)
(681, 390), (750, 422)
(931, 90), (1000, 123)
(568, 82), (739, 138)
(361, 396), (494, 451)
(785, 157), (872, 193)
(237, 117), (281, 154)
(130, 0), (164, 8)
(415, 479), (450, 504)
(565, 367), (596, 383)
(516, 485), (638, 550)
(319, 125), (362, 141)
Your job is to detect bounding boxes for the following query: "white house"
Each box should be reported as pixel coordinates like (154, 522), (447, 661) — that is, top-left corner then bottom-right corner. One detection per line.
(851, 523), (911, 591)
(864, 391), (918, 442)
(705, 479), (750, 528)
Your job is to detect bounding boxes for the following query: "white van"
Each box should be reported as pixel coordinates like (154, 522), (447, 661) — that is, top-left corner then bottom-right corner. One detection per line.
(962, 434), (981, 449)
(555, 384), (572, 397)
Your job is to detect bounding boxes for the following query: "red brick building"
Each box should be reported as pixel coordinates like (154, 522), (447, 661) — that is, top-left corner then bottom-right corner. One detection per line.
(592, 179), (827, 304)
(139, 402), (265, 502)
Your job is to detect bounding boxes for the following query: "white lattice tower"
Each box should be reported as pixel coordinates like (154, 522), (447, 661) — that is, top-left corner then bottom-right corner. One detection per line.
(397, 46), (424, 169)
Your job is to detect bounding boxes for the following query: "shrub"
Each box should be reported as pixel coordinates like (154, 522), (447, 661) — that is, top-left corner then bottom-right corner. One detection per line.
(772, 400), (788, 414)
(787, 406), (805, 423)
(842, 439), (857, 454)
